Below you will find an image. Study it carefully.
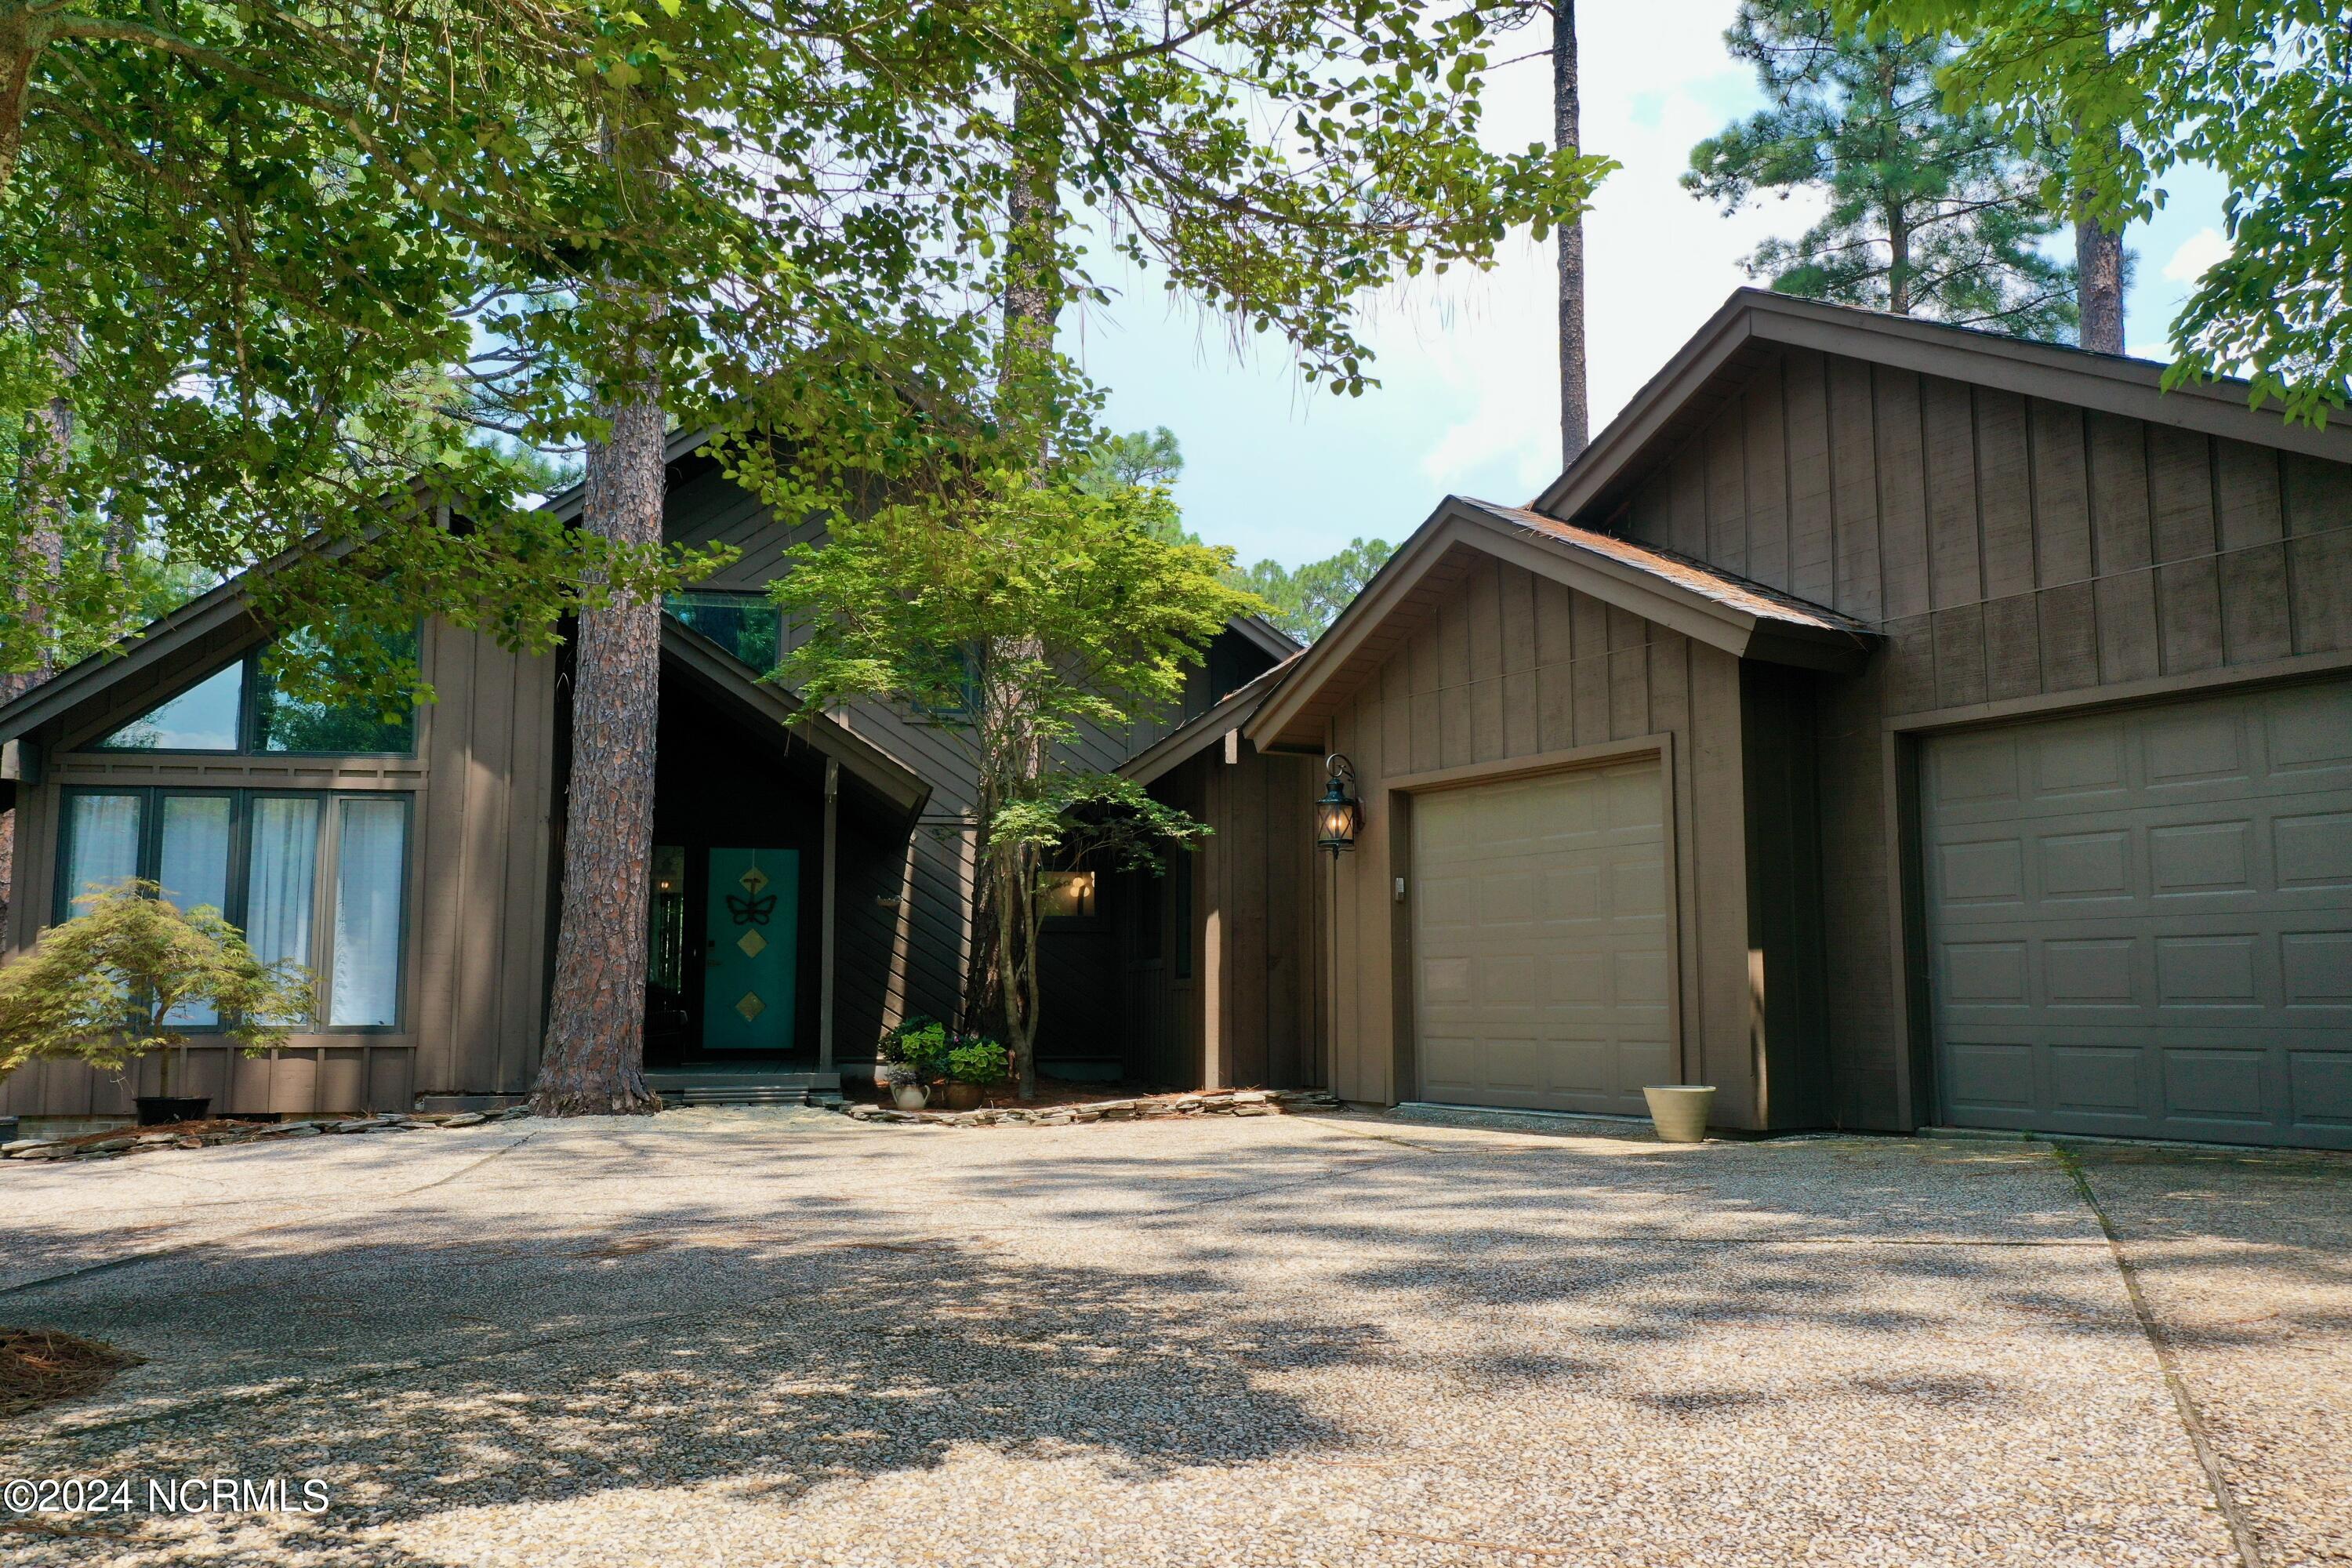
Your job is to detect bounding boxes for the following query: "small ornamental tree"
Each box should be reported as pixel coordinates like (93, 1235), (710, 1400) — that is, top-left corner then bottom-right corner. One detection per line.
(773, 473), (1261, 1099)
(0, 881), (313, 1098)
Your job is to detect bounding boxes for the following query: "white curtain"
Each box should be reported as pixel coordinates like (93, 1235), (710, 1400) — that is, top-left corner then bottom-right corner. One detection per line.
(158, 796), (234, 1026)
(329, 797), (406, 1026)
(64, 794), (143, 909)
(245, 797), (320, 1025)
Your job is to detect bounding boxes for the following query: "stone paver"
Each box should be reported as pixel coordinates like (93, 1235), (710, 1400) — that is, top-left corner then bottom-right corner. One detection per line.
(0, 1109), (2334, 1565)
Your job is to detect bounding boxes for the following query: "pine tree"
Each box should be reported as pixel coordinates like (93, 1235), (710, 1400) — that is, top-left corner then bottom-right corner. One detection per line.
(1685, 0), (2075, 339)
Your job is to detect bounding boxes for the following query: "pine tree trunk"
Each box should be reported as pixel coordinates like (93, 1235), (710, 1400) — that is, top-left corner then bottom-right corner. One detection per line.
(2076, 212), (2125, 354)
(532, 96), (670, 1118)
(1552, 0), (1588, 466)
(532, 382), (666, 1116)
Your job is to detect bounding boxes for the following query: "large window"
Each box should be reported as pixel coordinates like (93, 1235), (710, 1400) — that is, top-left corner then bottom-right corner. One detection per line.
(56, 789), (412, 1031)
(94, 629), (417, 756)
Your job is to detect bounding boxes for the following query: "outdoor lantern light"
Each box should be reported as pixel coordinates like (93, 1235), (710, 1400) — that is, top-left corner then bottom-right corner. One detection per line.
(1316, 753), (1362, 856)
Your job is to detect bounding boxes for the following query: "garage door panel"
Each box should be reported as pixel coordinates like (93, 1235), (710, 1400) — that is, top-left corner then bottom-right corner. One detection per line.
(2283, 932), (2352, 1007)
(2040, 938), (2136, 1007)
(2163, 1050), (2269, 1123)
(2275, 810), (2352, 887)
(1412, 759), (1671, 1116)
(2038, 830), (2131, 900)
(2142, 708), (2251, 786)
(2148, 820), (2254, 893)
(2030, 722), (2131, 798)
(1944, 1040), (2038, 1110)
(2047, 1046), (2147, 1115)
(2290, 1054), (2352, 1127)
(1925, 679), (2352, 1148)
(2268, 684), (2352, 772)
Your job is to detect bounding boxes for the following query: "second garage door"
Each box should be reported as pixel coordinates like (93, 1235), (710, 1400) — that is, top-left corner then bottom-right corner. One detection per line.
(1924, 678), (2352, 1148)
(1412, 760), (1673, 1115)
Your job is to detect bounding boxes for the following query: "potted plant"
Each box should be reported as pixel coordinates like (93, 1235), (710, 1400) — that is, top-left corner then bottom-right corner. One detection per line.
(942, 1036), (1010, 1110)
(882, 1020), (949, 1105)
(884, 1063), (929, 1112)
(873, 1014), (941, 1090)
(0, 881), (314, 1127)
(1642, 1083), (1716, 1143)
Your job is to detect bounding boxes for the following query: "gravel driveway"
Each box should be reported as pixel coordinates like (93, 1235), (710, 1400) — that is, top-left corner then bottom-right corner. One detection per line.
(1, 1109), (2343, 1566)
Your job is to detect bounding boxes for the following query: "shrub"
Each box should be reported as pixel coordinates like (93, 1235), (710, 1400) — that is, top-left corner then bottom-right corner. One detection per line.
(894, 1022), (953, 1083)
(0, 880), (314, 1098)
(877, 1015), (942, 1065)
(945, 1036), (1010, 1086)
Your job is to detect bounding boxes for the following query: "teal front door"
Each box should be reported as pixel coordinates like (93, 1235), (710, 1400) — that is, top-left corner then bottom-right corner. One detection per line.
(702, 848), (798, 1052)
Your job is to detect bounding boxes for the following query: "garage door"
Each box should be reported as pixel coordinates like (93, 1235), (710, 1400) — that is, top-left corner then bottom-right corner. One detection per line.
(1923, 678), (2352, 1148)
(1413, 760), (1673, 1115)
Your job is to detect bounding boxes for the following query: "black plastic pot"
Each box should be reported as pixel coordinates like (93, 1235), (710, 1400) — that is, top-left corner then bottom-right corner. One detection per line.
(134, 1095), (210, 1127)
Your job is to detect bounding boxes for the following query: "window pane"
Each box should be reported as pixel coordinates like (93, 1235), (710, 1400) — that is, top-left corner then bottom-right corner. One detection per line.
(98, 663), (243, 751)
(328, 797), (406, 1025)
(64, 794), (143, 910)
(158, 796), (234, 1027)
(252, 628), (417, 753)
(665, 591), (780, 670)
(245, 797), (320, 1025)
(1039, 870), (1096, 920)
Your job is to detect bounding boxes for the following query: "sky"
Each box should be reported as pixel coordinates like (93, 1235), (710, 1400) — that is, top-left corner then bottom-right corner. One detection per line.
(1068, 0), (2233, 572)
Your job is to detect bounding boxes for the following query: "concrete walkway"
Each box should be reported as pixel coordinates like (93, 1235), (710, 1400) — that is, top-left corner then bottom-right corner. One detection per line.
(1, 1109), (2343, 1566)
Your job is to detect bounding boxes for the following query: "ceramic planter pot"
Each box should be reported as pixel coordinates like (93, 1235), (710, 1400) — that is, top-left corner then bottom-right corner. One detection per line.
(135, 1095), (211, 1127)
(942, 1082), (983, 1111)
(891, 1084), (930, 1112)
(1642, 1085), (1715, 1143)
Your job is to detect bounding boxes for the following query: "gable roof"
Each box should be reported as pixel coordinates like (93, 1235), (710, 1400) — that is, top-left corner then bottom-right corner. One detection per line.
(1534, 289), (2352, 528)
(1243, 494), (1877, 753)
(0, 559), (931, 820)
(1118, 654), (1300, 786)
(659, 618), (929, 818)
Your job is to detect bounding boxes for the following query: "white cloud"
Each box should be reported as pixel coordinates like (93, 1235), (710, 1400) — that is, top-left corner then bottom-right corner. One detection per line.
(2162, 227), (2232, 284)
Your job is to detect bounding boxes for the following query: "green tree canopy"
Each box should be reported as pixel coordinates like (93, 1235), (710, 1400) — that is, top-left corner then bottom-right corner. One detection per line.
(771, 473), (1263, 1093)
(1850, 0), (2350, 423)
(1686, 0), (2076, 337)
(1231, 539), (1396, 642)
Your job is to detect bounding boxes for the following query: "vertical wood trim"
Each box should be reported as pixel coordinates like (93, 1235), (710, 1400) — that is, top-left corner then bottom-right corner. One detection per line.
(819, 757), (838, 1074)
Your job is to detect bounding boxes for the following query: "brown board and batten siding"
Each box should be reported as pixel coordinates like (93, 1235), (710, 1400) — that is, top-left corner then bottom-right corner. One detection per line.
(1598, 330), (2352, 1131)
(1313, 554), (1765, 1120)
(1123, 741), (1319, 1090)
(0, 618), (555, 1118)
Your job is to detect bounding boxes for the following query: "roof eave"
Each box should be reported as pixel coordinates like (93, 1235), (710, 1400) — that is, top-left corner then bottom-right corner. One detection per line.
(1534, 290), (2352, 522)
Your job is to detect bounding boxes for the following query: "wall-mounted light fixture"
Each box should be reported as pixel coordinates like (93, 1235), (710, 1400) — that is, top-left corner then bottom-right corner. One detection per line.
(1316, 753), (1363, 857)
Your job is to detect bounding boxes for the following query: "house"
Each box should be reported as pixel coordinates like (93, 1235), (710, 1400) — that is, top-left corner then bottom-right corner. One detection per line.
(1139, 289), (2350, 1150)
(0, 432), (1296, 1119)
(5, 289), (2348, 1149)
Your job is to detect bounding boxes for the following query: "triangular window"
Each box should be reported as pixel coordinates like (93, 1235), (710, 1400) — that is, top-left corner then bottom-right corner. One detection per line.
(98, 662), (245, 751)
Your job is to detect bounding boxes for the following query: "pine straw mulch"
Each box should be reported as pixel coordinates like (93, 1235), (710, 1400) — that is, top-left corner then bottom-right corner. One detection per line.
(0, 1327), (145, 1418)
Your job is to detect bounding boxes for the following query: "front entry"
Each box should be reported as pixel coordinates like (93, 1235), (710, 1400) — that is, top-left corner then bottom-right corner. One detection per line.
(702, 847), (800, 1052)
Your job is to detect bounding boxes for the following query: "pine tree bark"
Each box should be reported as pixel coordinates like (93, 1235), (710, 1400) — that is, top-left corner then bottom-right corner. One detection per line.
(532, 379), (666, 1116)
(531, 102), (670, 1117)
(2076, 212), (2125, 354)
(1552, 0), (1588, 466)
